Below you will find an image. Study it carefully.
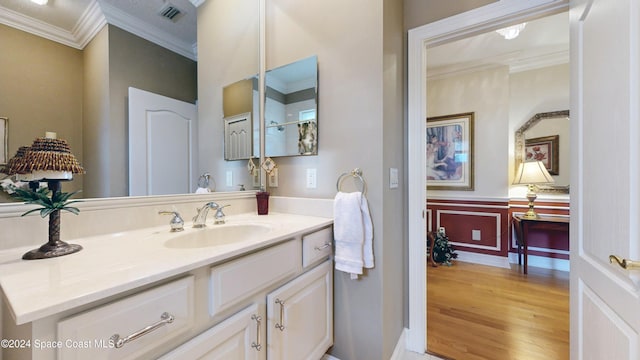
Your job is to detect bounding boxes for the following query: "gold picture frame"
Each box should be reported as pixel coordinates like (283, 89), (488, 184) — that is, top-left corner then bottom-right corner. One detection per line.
(0, 117), (7, 165)
(525, 135), (559, 175)
(426, 112), (474, 191)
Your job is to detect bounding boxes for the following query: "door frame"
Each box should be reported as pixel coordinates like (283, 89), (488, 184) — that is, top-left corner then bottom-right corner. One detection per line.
(405, 0), (570, 353)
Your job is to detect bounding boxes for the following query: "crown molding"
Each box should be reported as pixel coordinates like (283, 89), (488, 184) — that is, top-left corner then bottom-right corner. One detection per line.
(73, 1), (107, 49)
(509, 49), (569, 73)
(99, 1), (197, 61)
(0, 1), (196, 61)
(427, 49), (569, 80)
(0, 3), (104, 50)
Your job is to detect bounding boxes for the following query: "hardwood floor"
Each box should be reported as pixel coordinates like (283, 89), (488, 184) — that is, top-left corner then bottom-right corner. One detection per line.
(426, 261), (569, 360)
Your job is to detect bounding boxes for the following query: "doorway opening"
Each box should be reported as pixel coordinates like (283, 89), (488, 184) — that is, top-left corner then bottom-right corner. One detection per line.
(406, 0), (570, 354)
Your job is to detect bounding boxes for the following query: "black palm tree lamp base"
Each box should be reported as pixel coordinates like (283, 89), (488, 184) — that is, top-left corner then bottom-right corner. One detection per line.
(21, 180), (83, 260)
(22, 242), (83, 260)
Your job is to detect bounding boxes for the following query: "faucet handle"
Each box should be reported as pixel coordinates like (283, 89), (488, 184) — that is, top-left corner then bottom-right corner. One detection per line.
(159, 211), (184, 232)
(159, 210), (184, 232)
(214, 205), (230, 224)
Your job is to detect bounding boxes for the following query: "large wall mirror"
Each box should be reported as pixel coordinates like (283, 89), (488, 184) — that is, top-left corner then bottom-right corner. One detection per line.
(515, 110), (570, 193)
(0, 0), (259, 202)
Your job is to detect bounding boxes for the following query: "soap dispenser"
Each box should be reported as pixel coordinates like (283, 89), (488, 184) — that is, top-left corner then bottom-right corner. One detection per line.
(256, 186), (269, 215)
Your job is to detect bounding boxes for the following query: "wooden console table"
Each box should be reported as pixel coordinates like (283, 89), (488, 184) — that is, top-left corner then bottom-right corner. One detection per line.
(512, 215), (570, 274)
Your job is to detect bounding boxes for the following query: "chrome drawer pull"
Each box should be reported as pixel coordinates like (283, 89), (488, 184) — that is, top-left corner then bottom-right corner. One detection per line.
(251, 314), (262, 351)
(275, 299), (285, 331)
(110, 312), (175, 349)
(314, 242), (332, 251)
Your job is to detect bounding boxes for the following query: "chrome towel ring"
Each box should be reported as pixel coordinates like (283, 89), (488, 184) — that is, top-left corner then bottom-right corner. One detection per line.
(336, 168), (366, 194)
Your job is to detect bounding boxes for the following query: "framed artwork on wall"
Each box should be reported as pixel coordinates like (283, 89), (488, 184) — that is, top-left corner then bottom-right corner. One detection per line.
(426, 112), (474, 191)
(525, 135), (559, 175)
(0, 117), (7, 165)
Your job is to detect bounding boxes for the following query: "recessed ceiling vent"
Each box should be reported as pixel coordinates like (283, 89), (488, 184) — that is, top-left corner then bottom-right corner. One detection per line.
(158, 3), (183, 22)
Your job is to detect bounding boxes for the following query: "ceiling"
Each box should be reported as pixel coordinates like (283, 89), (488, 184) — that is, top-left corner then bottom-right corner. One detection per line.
(0, 3), (569, 69)
(427, 11), (569, 78)
(0, 0), (198, 60)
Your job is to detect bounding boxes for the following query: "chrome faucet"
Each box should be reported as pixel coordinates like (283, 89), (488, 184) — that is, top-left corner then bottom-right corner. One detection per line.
(193, 202), (219, 228)
(158, 211), (184, 232)
(213, 205), (230, 225)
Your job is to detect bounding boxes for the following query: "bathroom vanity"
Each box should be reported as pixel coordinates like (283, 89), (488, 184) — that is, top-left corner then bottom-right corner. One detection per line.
(0, 212), (333, 360)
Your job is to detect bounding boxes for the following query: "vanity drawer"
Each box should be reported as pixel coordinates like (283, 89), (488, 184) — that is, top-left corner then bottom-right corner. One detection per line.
(209, 239), (300, 317)
(57, 276), (195, 360)
(302, 226), (333, 268)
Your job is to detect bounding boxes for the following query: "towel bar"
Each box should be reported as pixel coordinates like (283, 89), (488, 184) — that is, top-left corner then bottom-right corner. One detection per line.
(336, 168), (366, 194)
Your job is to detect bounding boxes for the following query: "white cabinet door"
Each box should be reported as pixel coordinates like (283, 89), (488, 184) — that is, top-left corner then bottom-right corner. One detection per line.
(159, 303), (265, 360)
(266, 260), (333, 360)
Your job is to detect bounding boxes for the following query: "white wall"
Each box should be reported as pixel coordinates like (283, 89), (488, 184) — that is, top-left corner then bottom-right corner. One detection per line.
(509, 63), (570, 191)
(427, 66), (511, 198)
(426, 63), (570, 199)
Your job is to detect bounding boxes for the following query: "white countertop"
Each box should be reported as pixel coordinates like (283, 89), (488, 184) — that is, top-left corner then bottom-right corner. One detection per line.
(0, 212), (333, 325)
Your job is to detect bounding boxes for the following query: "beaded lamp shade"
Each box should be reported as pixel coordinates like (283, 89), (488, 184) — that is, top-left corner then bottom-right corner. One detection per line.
(4, 137), (84, 181)
(1, 146), (31, 175)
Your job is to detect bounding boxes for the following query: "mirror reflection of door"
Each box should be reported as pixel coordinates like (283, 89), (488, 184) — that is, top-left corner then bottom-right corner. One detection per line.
(128, 87), (198, 196)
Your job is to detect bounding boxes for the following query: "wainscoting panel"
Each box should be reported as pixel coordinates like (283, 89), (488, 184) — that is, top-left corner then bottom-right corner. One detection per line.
(427, 199), (509, 257)
(427, 197), (570, 264)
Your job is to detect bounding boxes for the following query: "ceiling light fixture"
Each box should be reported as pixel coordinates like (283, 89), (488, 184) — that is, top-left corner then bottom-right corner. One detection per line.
(496, 23), (527, 40)
(30, 0), (48, 5)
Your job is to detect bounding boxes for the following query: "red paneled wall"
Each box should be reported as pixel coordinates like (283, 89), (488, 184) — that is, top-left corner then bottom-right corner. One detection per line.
(427, 198), (570, 260)
(508, 199), (570, 259)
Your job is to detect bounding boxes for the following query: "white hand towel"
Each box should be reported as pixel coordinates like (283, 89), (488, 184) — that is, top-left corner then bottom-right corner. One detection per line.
(333, 191), (374, 279)
(195, 187), (210, 194)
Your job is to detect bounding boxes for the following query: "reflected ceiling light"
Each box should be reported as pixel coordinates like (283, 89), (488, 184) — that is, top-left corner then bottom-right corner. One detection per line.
(30, 0), (48, 5)
(496, 23), (527, 40)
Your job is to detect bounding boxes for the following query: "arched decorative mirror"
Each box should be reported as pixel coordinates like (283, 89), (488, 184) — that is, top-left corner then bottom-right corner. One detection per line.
(515, 110), (570, 194)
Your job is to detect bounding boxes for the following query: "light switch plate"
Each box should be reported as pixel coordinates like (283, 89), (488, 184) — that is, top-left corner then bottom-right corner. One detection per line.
(390, 167), (399, 189)
(226, 170), (233, 187)
(268, 168), (279, 187)
(306, 168), (317, 188)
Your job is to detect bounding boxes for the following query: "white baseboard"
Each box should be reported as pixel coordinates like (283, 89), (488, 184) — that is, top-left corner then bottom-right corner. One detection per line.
(324, 328), (425, 360)
(508, 252), (570, 272)
(454, 250), (511, 268)
(455, 251), (570, 272)
(321, 355), (340, 360)
(390, 328), (407, 360)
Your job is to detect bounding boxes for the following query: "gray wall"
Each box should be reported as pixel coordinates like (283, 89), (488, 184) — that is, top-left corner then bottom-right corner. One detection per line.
(404, 0), (498, 30)
(197, 0), (259, 192)
(265, 0), (402, 359)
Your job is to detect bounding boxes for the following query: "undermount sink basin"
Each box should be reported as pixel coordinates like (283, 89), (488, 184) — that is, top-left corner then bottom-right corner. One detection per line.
(164, 224), (272, 249)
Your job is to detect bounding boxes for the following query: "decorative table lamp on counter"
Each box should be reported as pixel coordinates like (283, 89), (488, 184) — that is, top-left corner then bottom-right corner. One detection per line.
(513, 160), (554, 219)
(1, 132), (85, 260)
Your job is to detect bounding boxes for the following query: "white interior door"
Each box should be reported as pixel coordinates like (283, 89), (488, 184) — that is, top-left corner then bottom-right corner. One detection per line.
(128, 87), (198, 196)
(570, 0), (640, 358)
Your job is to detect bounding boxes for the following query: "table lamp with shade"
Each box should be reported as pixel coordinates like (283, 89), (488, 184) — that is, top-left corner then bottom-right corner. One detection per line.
(513, 160), (555, 219)
(2, 132), (85, 260)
